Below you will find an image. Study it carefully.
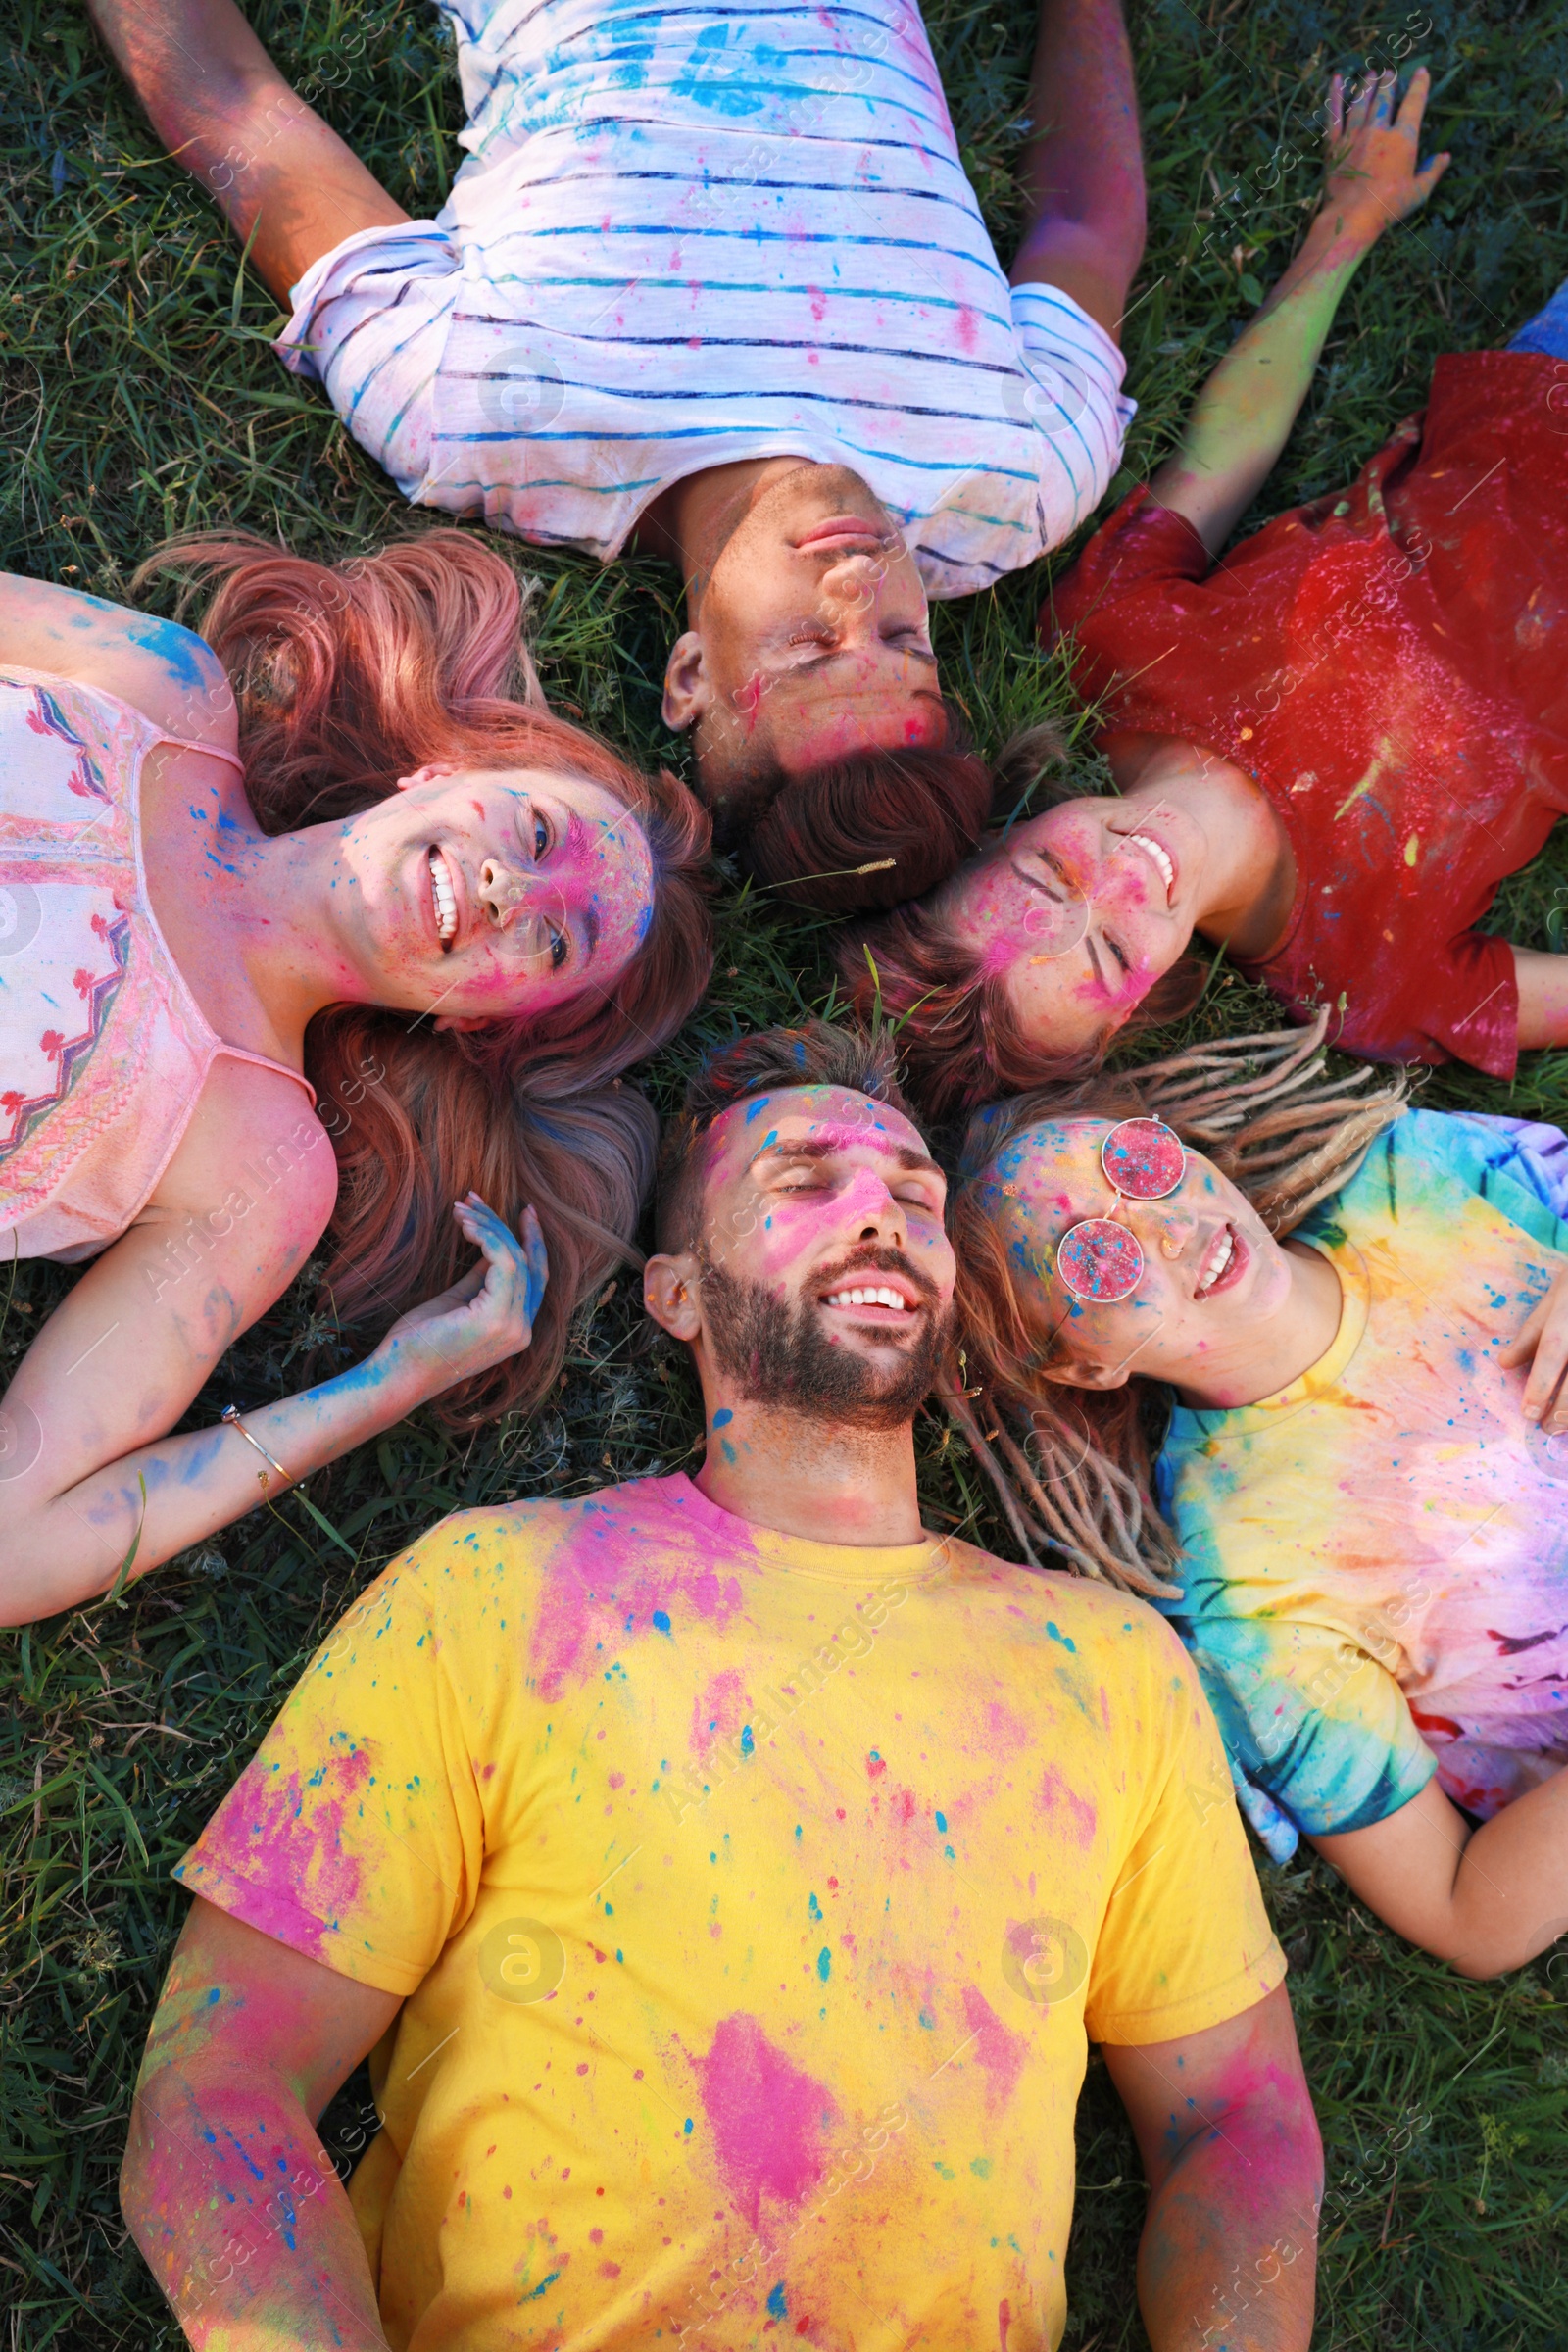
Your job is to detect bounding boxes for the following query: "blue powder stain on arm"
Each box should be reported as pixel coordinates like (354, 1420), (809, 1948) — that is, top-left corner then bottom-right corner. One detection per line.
(817, 1947), (831, 1981)
(767, 2284), (789, 2319)
(1045, 1622), (1077, 1652)
(934, 1810), (947, 1832)
(684, 2117), (694, 2134)
(653, 1609), (672, 1635)
(808, 1890), (822, 1919)
(740, 1725), (755, 1755)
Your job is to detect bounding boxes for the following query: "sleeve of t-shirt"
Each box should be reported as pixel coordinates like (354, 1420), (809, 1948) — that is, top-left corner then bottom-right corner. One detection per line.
(1008, 285), (1135, 547)
(1041, 483), (1213, 690)
(172, 1531), (493, 1996)
(1399, 1107), (1568, 1251)
(1083, 1614), (1286, 2047)
(1174, 1606), (1439, 1843)
(276, 221), (460, 514)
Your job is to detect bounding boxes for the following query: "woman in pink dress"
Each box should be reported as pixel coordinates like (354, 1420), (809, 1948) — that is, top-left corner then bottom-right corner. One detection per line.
(0, 533), (710, 1621)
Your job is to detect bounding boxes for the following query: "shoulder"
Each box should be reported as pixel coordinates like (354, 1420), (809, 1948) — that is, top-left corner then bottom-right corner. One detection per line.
(156, 1057), (339, 1244)
(0, 575), (234, 758)
(945, 1539), (1196, 1679)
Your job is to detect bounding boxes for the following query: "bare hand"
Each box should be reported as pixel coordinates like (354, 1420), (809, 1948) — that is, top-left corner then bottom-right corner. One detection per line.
(381, 1196), (549, 1391)
(1498, 1267), (1568, 1435)
(1318, 67), (1450, 248)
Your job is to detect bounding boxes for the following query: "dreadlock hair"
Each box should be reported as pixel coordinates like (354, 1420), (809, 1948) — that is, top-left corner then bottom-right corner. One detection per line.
(838, 723), (1207, 1122)
(655, 1020), (913, 1255)
(133, 527), (712, 1427)
(703, 706), (994, 915)
(945, 1012), (1407, 1597)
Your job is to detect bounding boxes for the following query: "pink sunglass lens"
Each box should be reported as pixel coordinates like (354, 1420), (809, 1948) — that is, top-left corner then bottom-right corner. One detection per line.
(1102, 1118), (1185, 1200)
(1056, 1218), (1145, 1303)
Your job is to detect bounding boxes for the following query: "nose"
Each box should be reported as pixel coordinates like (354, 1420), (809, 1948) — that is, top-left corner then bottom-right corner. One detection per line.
(1131, 1200), (1199, 1259)
(841, 1164), (905, 1246)
(477, 856), (534, 929)
(818, 548), (888, 614)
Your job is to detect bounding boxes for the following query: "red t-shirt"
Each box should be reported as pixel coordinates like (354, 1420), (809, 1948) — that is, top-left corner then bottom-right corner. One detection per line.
(1048, 351), (1568, 1074)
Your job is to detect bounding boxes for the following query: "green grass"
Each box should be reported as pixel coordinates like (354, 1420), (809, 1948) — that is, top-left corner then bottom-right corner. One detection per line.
(3, 0), (1568, 2341)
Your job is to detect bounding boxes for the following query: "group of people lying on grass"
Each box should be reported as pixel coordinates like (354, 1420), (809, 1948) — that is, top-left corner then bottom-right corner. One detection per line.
(5, 0), (1568, 2343)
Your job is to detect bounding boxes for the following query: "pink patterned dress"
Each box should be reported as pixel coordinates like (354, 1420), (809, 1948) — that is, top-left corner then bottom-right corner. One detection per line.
(0, 668), (314, 1262)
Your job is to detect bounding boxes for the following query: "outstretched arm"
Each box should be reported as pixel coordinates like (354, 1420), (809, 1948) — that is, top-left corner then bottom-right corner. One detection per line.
(84, 0), (408, 302)
(1512, 945), (1568, 1050)
(1311, 1770), (1568, 1977)
(1149, 70), (1450, 555)
(122, 1897), (400, 2349)
(1104, 1984), (1321, 2350)
(1008, 0), (1146, 339)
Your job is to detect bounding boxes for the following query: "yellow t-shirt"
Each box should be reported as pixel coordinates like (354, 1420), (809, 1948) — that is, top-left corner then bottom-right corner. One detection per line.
(176, 1474), (1283, 2351)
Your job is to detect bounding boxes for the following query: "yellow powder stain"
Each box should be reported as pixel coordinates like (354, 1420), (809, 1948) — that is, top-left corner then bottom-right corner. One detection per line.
(1334, 733), (1397, 822)
(1403, 835), (1419, 866)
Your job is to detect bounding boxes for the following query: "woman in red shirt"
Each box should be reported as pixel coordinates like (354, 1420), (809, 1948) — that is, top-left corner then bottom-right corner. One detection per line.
(843, 71), (1568, 1120)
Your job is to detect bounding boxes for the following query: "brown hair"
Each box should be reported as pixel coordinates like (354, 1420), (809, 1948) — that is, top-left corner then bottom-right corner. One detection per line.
(946, 1015), (1407, 1594)
(135, 528), (713, 1424)
(838, 725), (1205, 1121)
(655, 1021), (912, 1254)
(706, 715), (994, 915)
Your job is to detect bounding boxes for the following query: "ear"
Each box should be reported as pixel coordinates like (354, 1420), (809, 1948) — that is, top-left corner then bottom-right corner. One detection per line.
(396, 760), (460, 793)
(432, 1013), (491, 1033)
(1038, 1356), (1133, 1393)
(644, 1250), (704, 1343)
(662, 632), (710, 735)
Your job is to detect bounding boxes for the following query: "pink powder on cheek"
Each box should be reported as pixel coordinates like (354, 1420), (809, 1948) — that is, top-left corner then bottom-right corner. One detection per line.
(696, 2013), (839, 2229)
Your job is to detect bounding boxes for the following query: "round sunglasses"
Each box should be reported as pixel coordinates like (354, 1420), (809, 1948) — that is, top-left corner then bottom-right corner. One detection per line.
(1054, 1118), (1187, 1304)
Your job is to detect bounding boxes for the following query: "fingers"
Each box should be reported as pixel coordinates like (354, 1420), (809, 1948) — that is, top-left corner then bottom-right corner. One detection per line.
(1412, 151), (1452, 206)
(1325, 72), (1345, 144)
(452, 1193), (549, 1337)
(520, 1202), (550, 1325)
(1394, 61), (1433, 138)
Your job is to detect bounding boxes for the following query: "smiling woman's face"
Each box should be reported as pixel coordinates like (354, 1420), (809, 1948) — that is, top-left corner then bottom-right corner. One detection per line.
(941, 798), (1206, 1055)
(975, 1114), (1296, 1400)
(331, 763), (656, 1022)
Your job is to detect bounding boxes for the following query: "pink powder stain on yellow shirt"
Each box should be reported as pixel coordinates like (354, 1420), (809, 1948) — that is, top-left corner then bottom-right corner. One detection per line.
(1036, 1763), (1098, 1848)
(696, 2012), (840, 2230)
(959, 1985), (1029, 2118)
(689, 1667), (749, 1763)
(199, 1749), (370, 1960)
(527, 1499), (750, 1701)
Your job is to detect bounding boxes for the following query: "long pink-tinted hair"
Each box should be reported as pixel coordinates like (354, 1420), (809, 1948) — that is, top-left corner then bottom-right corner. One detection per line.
(136, 529), (712, 1424)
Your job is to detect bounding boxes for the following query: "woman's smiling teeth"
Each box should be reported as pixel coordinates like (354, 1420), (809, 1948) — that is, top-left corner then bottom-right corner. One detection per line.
(1195, 1226), (1236, 1296)
(1123, 830), (1175, 901)
(428, 847), (458, 945)
(825, 1285), (910, 1312)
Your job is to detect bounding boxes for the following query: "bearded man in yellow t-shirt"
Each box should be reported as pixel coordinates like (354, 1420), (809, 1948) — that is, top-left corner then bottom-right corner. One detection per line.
(120, 1021), (1321, 2351)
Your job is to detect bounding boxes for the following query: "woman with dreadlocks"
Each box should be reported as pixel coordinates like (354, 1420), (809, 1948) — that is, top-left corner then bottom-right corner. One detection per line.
(948, 1016), (1568, 1977)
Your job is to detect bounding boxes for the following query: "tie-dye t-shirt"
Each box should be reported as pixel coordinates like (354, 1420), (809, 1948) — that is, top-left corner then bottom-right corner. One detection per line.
(1155, 1110), (1568, 1864)
(175, 1474), (1280, 2351)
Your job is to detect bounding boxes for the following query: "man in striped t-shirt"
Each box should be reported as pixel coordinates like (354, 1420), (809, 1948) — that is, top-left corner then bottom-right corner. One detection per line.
(91, 0), (1145, 911)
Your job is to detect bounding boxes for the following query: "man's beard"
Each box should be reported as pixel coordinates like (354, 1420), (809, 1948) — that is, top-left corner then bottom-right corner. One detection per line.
(699, 1250), (951, 1431)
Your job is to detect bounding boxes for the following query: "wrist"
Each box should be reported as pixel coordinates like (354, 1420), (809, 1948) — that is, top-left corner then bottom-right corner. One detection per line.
(1302, 201), (1382, 267)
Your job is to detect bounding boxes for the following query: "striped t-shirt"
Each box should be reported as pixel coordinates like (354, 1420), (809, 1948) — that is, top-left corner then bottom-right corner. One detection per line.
(277, 0), (1134, 593)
